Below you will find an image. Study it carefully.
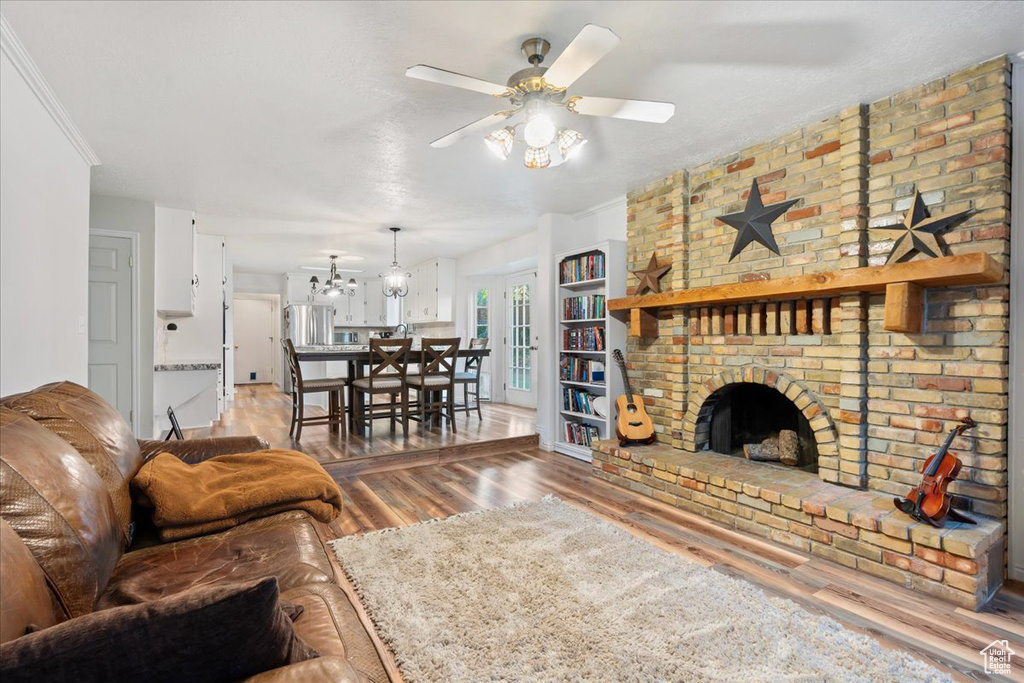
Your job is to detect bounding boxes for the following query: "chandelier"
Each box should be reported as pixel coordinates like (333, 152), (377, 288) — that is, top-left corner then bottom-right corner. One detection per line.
(379, 227), (410, 299)
(309, 255), (357, 297)
(483, 101), (586, 169)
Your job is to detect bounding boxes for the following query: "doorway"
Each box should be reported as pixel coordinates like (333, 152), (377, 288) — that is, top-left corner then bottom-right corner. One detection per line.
(88, 231), (138, 432)
(504, 271), (537, 408)
(233, 297), (277, 385)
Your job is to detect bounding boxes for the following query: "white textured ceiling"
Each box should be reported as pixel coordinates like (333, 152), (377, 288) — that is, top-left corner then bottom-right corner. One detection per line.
(3, 1), (1021, 275)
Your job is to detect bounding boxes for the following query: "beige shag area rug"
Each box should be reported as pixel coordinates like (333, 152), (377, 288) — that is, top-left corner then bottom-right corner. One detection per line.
(331, 496), (949, 683)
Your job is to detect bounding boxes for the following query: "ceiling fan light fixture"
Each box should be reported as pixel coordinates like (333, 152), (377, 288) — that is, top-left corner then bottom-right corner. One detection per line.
(524, 146), (551, 169)
(557, 129), (587, 160)
(484, 127), (515, 160)
(523, 114), (556, 148)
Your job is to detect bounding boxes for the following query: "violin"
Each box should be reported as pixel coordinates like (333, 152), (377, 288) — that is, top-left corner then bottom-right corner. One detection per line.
(894, 416), (976, 527)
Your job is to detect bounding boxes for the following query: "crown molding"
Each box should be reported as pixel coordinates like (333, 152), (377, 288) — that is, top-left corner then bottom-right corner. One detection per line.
(572, 195), (626, 221)
(1, 14), (99, 166)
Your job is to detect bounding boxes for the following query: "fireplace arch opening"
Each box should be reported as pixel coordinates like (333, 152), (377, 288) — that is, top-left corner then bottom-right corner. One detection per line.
(702, 382), (818, 471)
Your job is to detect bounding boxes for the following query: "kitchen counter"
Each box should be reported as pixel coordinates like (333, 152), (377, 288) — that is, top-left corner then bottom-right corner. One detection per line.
(154, 362), (221, 372)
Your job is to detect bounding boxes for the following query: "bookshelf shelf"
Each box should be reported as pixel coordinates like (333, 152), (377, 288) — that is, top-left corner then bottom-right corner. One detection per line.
(554, 240), (626, 461)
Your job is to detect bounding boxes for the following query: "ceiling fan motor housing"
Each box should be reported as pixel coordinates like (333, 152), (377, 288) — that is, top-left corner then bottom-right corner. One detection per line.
(520, 37), (550, 65)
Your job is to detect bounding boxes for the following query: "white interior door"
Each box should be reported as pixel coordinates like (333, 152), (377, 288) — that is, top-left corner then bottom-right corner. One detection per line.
(88, 234), (135, 428)
(234, 298), (275, 384)
(504, 272), (537, 408)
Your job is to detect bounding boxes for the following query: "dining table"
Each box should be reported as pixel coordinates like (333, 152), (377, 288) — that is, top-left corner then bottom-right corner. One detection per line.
(294, 343), (490, 435)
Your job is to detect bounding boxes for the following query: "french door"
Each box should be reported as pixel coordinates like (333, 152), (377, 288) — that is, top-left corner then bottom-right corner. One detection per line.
(504, 272), (537, 407)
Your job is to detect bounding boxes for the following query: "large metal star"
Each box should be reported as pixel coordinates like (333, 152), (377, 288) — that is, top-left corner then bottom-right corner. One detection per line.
(719, 179), (800, 261)
(880, 191), (973, 263)
(633, 253), (671, 294)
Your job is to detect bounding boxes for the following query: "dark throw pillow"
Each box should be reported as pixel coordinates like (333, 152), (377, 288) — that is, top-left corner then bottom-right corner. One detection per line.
(0, 577), (317, 683)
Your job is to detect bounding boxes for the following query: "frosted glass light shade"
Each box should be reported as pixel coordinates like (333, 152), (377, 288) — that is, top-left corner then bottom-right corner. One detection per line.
(524, 146), (551, 169)
(523, 115), (556, 147)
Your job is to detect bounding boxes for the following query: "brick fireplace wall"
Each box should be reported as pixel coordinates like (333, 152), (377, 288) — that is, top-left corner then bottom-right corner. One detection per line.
(622, 56), (1011, 525)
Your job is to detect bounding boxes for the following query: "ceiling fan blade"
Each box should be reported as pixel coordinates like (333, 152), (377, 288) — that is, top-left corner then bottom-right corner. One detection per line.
(569, 96), (675, 123)
(542, 24), (620, 90)
(406, 65), (510, 97)
(430, 110), (519, 148)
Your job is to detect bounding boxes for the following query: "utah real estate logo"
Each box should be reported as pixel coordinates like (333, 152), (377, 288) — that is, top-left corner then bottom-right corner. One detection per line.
(979, 639), (1015, 676)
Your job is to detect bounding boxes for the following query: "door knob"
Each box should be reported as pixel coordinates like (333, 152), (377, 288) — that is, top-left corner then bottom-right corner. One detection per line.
(529, 345), (538, 350)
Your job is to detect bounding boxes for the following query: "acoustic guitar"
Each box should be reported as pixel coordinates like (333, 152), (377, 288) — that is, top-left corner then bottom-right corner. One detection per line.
(612, 349), (656, 446)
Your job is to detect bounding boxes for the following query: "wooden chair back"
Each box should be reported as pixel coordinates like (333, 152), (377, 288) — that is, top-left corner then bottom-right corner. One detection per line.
(419, 338), (461, 381)
(284, 338), (303, 389)
(367, 338), (412, 389)
(464, 337), (488, 375)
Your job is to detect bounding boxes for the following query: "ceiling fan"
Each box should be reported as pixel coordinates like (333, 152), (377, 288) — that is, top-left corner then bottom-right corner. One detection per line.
(406, 24), (675, 169)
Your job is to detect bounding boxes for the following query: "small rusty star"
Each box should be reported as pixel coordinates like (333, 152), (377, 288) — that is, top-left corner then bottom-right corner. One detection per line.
(880, 190), (973, 263)
(634, 253), (670, 294)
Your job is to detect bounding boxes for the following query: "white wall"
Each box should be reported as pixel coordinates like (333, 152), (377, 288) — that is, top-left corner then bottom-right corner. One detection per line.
(234, 271), (284, 295)
(0, 33), (95, 396)
(89, 195), (157, 437)
(447, 197), (627, 446)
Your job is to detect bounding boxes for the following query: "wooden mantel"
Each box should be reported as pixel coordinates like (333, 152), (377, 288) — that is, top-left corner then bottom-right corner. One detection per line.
(610, 253), (1004, 337)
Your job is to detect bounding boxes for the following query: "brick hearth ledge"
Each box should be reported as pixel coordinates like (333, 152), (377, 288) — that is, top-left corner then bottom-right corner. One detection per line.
(593, 441), (1003, 610)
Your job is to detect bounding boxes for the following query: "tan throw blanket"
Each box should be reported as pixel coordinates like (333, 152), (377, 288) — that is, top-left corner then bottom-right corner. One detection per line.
(133, 449), (343, 541)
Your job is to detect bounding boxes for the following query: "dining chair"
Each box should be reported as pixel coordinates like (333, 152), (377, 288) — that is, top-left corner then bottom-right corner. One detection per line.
(407, 337), (461, 434)
(454, 337), (488, 420)
(350, 338), (412, 440)
(283, 339), (348, 440)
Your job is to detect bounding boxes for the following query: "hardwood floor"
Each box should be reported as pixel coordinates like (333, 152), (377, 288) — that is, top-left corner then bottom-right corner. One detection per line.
(326, 449), (1024, 683)
(189, 384), (1022, 680)
(185, 384), (538, 466)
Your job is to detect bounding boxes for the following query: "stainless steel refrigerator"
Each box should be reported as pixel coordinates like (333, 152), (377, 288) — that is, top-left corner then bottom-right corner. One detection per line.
(284, 303), (334, 347)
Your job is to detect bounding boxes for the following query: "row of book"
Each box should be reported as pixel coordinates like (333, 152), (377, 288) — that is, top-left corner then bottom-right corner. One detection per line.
(563, 326), (606, 352)
(562, 295), (606, 321)
(559, 357), (605, 384)
(562, 387), (598, 414)
(559, 252), (605, 284)
(564, 421), (602, 447)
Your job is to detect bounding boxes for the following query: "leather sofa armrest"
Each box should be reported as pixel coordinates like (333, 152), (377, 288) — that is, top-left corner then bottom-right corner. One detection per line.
(137, 436), (270, 465)
(237, 656), (368, 682)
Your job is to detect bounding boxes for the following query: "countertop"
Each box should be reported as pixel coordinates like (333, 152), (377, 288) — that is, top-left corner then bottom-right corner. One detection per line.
(154, 362), (221, 372)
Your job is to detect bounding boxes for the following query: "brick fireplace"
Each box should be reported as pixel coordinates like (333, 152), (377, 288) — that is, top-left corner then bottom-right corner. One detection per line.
(592, 56), (1011, 609)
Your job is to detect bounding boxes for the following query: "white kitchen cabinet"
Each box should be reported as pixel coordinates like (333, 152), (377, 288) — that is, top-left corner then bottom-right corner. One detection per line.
(155, 206), (197, 316)
(404, 258), (454, 324)
(332, 287), (366, 325)
(363, 279), (402, 327)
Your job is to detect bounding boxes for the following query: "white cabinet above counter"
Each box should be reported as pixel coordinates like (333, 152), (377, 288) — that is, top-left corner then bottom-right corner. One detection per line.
(155, 206), (198, 316)
(404, 258), (454, 324)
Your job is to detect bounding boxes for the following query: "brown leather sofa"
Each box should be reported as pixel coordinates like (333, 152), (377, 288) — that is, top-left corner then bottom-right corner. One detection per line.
(0, 382), (390, 682)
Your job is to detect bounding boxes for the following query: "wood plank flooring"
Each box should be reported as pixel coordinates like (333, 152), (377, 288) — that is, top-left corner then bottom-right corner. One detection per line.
(186, 384), (537, 465)
(188, 385), (1023, 681)
(326, 449), (1024, 683)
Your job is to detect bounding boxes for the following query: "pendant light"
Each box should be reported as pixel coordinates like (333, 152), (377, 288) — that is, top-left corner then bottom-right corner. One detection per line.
(379, 227), (411, 299)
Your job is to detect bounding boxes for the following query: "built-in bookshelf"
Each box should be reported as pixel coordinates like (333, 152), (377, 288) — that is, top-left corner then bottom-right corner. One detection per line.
(554, 240), (626, 461)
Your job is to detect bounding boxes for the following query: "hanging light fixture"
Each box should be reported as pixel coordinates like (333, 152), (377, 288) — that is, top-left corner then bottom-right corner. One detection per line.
(524, 146), (551, 169)
(310, 255), (357, 297)
(557, 129), (587, 160)
(379, 227), (410, 299)
(484, 127), (515, 160)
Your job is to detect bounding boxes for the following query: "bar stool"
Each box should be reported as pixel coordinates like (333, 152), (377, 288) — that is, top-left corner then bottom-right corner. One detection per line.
(351, 338), (412, 440)
(455, 338), (487, 420)
(283, 339), (348, 440)
(407, 338), (460, 434)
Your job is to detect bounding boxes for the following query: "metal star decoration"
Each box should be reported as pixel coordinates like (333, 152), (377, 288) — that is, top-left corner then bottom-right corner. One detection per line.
(881, 190), (973, 263)
(633, 253), (670, 294)
(719, 179), (800, 261)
